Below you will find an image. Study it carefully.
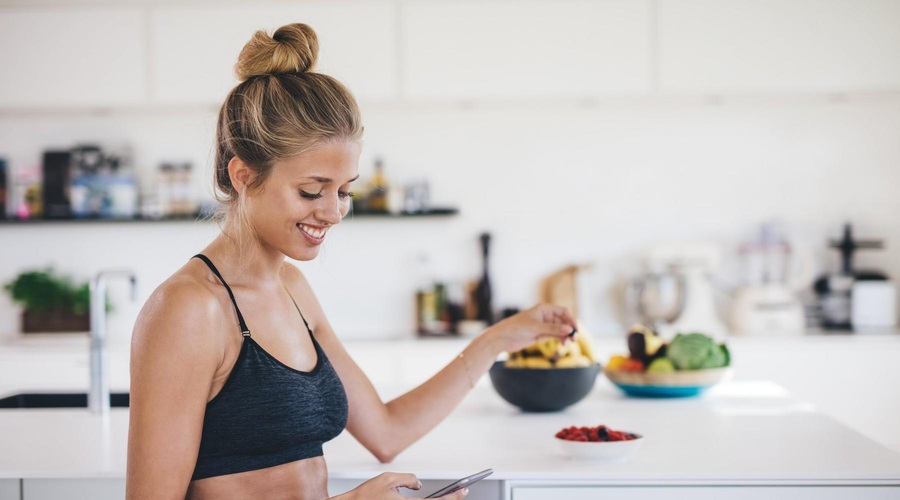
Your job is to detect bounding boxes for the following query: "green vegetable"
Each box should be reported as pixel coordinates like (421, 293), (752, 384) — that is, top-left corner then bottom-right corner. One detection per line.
(646, 357), (676, 373)
(666, 333), (730, 370)
(699, 344), (729, 369)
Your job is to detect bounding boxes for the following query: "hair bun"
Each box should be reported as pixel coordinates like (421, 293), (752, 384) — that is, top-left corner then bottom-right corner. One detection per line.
(235, 23), (319, 80)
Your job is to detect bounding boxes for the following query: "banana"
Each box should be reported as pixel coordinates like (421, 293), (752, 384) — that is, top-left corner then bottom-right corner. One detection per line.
(506, 356), (549, 368)
(535, 338), (563, 360)
(575, 328), (598, 364)
(505, 324), (597, 368)
(555, 354), (591, 368)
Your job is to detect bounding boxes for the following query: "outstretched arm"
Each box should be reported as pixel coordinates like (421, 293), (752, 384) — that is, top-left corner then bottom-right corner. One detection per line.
(354, 304), (577, 462)
(284, 264), (576, 462)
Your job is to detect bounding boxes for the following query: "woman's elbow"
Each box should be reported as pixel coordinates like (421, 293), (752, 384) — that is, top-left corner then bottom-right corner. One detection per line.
(369, 443), (399, 464)
(373, 450), (397, 464)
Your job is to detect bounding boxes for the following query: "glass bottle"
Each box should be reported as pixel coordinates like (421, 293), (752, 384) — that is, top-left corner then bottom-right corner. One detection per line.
(475, 232), (494, 325)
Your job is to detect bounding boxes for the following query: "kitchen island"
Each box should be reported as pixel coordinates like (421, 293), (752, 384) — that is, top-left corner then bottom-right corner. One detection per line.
(1, 334), (900, 499)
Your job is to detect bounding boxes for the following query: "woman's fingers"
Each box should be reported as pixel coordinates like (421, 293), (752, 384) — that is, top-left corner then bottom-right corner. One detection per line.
(530, 304), (577, 330)
(381, 472), (422, 491)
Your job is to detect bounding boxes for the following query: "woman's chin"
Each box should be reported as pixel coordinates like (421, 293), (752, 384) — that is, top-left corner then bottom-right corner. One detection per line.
(286, 246), (322, 262)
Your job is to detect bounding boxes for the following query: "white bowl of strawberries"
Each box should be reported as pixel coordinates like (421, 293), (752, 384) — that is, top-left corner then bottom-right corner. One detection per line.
(555, 425), (644, 461)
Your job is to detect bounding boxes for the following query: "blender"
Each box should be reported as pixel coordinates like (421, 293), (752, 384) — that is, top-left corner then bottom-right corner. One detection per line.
(729, 223), (809, 336)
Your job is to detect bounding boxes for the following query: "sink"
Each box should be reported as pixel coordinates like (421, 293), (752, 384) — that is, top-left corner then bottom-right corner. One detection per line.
(0, 392), (130, 409)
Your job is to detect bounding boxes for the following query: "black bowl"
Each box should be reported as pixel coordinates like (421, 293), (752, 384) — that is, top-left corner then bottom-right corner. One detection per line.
(488, 361), (601, 412)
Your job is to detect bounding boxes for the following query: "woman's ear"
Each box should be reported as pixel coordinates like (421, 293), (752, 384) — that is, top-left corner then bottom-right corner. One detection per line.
(228, 156), (253, 194)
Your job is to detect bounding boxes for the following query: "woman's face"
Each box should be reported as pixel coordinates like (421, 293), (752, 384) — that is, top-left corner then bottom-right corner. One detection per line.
(245, 140), (360, 261)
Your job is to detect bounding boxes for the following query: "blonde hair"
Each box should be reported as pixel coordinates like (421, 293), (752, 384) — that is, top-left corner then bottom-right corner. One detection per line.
(213, 23), (363, 225)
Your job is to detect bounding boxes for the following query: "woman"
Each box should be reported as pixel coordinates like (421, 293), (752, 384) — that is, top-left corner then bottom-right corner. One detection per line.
(126, 23), (577, 500)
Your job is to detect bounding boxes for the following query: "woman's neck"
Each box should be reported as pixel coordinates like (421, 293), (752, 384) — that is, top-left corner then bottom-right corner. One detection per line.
(202, 222), (285, 289)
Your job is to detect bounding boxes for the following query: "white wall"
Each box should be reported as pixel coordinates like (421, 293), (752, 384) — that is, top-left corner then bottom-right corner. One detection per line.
(2, 97), (899, 340)
(1, 0), (900, 341)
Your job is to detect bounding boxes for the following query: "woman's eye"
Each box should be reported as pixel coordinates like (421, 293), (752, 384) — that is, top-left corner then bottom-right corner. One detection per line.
(300, 190), (323, 200)
(339, 191), (354, 200)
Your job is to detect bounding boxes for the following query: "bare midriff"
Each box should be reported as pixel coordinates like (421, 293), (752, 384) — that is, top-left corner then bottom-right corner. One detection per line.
(186, 456), (329, 500)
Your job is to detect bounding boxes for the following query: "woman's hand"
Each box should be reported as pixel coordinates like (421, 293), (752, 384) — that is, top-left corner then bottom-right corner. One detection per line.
(484, 303), (578, 354)
(333, 472), (468, 499)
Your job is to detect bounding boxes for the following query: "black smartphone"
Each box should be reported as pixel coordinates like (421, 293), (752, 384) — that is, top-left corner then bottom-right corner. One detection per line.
(424, 469), (493, 498)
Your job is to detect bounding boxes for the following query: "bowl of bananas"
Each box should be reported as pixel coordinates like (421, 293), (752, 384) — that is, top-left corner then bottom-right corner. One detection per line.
(489, 331), (600, 412)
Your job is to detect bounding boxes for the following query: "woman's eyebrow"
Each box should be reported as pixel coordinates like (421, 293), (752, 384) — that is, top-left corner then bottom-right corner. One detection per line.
(305, 174), (360, 183)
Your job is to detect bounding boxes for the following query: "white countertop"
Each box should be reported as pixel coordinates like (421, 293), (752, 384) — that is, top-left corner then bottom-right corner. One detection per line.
(2, 333), (900, 484)
(3, 381), (900, 485)
(324, 381), (900, 485)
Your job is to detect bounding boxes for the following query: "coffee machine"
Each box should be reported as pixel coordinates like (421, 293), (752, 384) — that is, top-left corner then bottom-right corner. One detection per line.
(625, 243), (728, 339)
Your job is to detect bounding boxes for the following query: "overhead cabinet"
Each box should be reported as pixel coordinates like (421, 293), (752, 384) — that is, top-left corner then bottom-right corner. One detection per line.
(3, 0), (900, 111)
(0, 7), (147, 108)
(150, 2), (398, 105)
(402, 0), (652, 100)
(659, 0), (900, 94)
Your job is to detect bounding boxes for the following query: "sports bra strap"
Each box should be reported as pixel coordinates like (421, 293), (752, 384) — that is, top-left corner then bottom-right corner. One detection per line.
(283, 286), (315, 339)
(192, 254), (251, 337)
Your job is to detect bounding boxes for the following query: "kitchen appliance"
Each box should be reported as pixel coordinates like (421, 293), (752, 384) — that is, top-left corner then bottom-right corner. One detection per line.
(850, 281), (897, 333)
(625, 244), (727, 339)
(813, 224), (889, 330)
(851, 281), (897, 332)
(729, 223), (810, 336)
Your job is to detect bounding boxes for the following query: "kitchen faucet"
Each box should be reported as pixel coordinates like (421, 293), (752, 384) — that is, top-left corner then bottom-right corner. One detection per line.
(89, 269), (137, 415)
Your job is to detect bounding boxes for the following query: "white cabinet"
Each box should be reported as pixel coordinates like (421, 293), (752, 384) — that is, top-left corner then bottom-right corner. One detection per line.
(0, 7), (147, 108)
(150, 2), (398, 105)
(659, 0), (900, 94)
(22, 479), (124, 500)
(0, 479), (19, 500)
(510, 485), (900, 500)
(402, 0), (652, 99)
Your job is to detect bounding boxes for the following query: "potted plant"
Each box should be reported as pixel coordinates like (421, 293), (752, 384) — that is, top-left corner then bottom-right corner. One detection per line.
(3, 268), (110, 333)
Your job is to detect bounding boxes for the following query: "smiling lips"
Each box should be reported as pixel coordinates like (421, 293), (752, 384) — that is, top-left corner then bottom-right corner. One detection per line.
(297, 223), (327, 242)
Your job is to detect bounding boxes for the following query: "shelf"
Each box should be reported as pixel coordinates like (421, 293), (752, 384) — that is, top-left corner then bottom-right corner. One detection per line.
(0, 215), (207, 225)
(0, 208), (458, 226)
(347, 208), (458, 218)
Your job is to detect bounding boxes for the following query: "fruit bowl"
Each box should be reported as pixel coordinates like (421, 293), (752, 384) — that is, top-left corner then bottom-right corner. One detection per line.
(488, 361), (600, 412)
(604, 367), (731, 398)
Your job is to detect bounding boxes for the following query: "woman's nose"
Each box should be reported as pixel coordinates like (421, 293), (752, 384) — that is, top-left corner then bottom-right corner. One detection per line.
(317, 196), (343, 225)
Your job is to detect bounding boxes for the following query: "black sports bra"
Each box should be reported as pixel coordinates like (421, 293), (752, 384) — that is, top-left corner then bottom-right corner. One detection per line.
(190, 254), (349, 481)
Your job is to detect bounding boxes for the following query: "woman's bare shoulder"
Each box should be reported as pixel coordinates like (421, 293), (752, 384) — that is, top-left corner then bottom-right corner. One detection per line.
(131, 266), (225, 363)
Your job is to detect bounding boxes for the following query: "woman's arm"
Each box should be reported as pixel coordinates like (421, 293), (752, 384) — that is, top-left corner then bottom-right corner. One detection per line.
(284, 265), (576, 463)
(126, 278), (224, 499)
